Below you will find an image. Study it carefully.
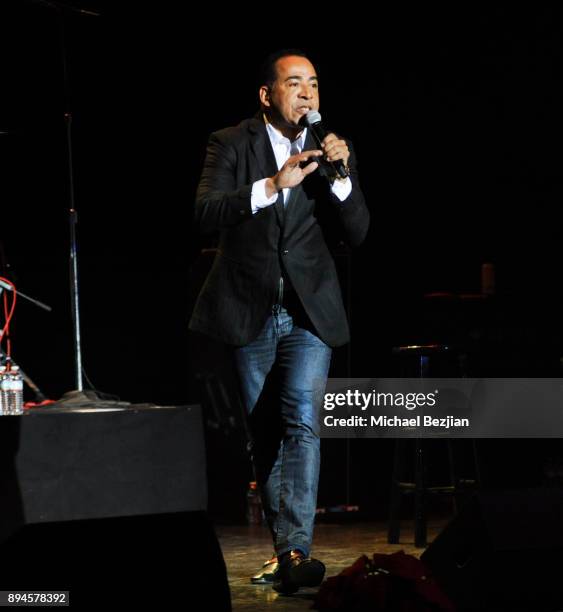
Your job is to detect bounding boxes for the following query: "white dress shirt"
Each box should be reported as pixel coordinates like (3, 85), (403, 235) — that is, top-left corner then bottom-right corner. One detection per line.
(250, 118), (352, 214)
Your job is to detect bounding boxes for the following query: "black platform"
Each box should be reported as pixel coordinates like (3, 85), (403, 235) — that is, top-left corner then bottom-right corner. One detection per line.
(0, 403), (206, 537)
(0, 404), (231, 609)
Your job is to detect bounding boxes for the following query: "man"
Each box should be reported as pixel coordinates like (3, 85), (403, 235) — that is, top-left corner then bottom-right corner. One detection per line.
(190, 49), (369, 594)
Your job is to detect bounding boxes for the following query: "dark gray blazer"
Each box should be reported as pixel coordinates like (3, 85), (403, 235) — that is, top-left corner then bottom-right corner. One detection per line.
(189, 116), (370, 347)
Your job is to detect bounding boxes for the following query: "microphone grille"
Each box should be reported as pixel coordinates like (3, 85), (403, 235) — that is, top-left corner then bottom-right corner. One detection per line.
(305, 110), (322, 126)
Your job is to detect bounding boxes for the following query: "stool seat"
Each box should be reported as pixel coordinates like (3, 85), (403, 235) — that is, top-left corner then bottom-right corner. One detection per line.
(392, 344), (451, 357)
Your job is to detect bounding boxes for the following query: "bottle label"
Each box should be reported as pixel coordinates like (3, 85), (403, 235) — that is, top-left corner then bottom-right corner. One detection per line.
(5, 381), (23, 391)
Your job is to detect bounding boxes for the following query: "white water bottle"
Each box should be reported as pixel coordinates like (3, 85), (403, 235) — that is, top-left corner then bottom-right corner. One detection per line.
(246, 481), (263, 525)
(5, 366), (23, 415)
(0, 366), (7, 415)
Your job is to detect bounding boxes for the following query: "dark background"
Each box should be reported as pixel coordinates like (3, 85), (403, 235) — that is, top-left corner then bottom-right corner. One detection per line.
(2, 3), (563, 517)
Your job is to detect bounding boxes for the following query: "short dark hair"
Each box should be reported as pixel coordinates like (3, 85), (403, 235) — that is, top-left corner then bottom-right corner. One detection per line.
(258, 48), (313, 88)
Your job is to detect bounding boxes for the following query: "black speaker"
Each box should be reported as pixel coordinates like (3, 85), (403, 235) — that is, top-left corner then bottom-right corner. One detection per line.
(421, 487), (563, 611)
(0, 511), (231, 610)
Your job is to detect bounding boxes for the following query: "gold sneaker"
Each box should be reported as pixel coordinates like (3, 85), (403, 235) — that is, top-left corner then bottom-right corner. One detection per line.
(250, 556), (279, 584)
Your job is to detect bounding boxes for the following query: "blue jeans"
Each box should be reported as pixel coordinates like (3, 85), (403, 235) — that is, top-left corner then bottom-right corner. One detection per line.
(234, 305), (332, 558)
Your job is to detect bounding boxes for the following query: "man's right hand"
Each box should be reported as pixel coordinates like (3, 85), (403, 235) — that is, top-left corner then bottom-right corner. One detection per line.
(265, 150), (323, 199)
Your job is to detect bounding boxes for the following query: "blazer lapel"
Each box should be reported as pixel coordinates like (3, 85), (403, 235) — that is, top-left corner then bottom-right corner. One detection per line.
(247, 118), (285, 227)
(248, 118), (278, 178)
(282, 129), (319, 234)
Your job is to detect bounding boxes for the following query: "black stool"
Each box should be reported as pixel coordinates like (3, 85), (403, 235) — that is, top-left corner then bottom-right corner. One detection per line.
(387, 344), (480, 547)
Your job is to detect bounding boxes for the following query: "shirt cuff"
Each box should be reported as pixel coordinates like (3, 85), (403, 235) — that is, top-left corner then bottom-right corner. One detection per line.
(331, 177), (352, 202)
(251, 178), (278, 214)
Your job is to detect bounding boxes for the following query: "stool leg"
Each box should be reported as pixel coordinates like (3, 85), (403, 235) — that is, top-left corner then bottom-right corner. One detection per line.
(472, 438), (481, 487)
(388, 439), (405, 544)
(414, 354), (429, 547)
(420, 355), (430, 377)
(414, 438), (427, 547)
(447, 439), (459, 513)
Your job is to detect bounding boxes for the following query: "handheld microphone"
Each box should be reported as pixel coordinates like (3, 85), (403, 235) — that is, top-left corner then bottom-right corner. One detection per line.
(302, 111), (349, 179)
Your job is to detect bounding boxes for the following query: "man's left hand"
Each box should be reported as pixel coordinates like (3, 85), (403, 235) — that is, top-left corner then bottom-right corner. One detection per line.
(321, 134), (350, 170)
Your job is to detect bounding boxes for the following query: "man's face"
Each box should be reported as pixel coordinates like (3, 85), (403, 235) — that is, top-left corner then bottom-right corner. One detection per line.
(260, 55), (319, 128)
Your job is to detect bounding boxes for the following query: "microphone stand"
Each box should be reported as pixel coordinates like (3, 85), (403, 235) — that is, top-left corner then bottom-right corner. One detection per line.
(29, 0), (100, 402)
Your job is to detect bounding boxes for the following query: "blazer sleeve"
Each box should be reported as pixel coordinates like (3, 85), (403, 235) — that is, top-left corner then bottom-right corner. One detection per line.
(327, 140), (370, 248)
(194, 132), (254, 235)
